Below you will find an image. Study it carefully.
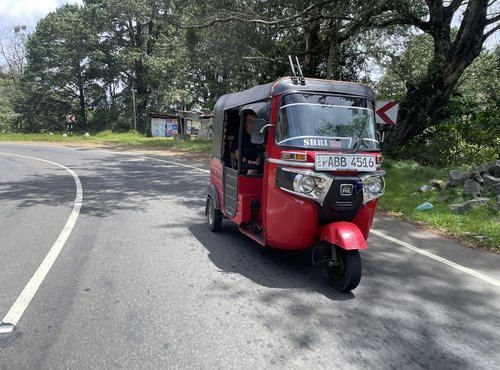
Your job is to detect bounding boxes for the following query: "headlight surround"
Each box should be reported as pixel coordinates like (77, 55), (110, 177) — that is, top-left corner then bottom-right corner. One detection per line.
(361, 174), (385, 203)
(293, 174), (316, 194)
(279, 168), (333, 205)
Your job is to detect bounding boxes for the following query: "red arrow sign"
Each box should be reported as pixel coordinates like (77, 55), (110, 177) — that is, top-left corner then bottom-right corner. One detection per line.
(66, 114), (76, 123)
(375, 101), (398, 125)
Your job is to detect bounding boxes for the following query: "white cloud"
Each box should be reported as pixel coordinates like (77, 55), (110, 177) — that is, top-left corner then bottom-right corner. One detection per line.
(0, 0), (82, 32)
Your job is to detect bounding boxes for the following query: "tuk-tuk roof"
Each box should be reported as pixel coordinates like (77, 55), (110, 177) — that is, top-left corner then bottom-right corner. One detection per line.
(213, 77), (375, 111)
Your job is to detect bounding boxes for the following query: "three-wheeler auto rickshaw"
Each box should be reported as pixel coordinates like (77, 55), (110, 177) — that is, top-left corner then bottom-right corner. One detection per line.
(206, 72), (385, 292)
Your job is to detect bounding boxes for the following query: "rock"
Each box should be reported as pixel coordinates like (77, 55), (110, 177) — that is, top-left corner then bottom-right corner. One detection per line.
(469, 171), (483, 185)
(448, 170), (468, 187)
(492, 183), (500, 195)
(418, 185), (434, 193)
(437, 194), (449, 202)
(431, 179), (446, 191)
(489, 160), (500, 177)
(62, 133), (68, 138)
(474, 164), (488, 175)
(463, 179), (483, 197)
(483, 174), (500, 188)
(449, 198), (490, 214)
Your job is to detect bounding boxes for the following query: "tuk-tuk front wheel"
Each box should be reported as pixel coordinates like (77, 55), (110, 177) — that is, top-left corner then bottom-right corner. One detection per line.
(326, 247), (361, 292)
(207, 197), (222, 232)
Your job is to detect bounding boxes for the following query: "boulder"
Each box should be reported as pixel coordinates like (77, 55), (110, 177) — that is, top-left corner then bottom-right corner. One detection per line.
(463, 179), (483, 197)
(431, 179), (446, 191)
(469, 171), (483, 185)
(418, 185), (434, 193)
(483, 174), (500, 188)
(492, 183), (500, 195)
(489, 160), (500, 177)
(448, 170), (468, 186)
(437, 194), (450, 202)
(450, 198), (490, 214)
(474, 164), (488, 175)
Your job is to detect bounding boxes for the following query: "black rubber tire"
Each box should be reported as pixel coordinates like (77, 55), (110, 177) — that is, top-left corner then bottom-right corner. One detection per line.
(326, 247), (362, 292)
(207, 197), (222, 232)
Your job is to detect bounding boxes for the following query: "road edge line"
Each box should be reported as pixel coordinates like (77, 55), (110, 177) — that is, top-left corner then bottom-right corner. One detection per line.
(0, 153), (83, 331)
(371, 229), (500, 288)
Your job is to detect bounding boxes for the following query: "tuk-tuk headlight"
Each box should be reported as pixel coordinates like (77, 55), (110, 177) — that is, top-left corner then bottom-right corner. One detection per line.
(277, 168), (333, 205)
(361, 174), (385, 203)
(294, 174), (316, 194)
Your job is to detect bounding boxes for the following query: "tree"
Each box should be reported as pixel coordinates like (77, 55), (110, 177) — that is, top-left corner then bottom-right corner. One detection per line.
(0, 25), (27, 84)
(381, 0), (500, 147)
(85, 0), (174, 133)
(0, 25), (27, 131)
(379, 34), (500, 165)
(24, 4), (101, 131)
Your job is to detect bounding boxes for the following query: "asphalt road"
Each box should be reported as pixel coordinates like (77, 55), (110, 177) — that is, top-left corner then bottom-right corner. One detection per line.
(1, 143), (499, 369)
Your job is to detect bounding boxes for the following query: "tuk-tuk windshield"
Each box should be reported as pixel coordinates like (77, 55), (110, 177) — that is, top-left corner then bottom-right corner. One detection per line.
(276, 93), (379, 151)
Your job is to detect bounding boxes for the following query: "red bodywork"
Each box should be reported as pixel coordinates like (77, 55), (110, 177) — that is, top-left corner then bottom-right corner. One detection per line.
(210, 80), (381, 250)
(209, 85), (382, 251)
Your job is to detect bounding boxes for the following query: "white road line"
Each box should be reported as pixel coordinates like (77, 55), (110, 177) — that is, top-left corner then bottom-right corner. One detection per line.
(0, 152), (83, 331)
(97, 148), (211, 174)
(371, 229), (500, 288)
(145, 156), (210, 173)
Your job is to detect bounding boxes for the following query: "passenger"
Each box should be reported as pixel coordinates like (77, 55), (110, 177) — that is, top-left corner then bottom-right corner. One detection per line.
(231, 112), (263, 174)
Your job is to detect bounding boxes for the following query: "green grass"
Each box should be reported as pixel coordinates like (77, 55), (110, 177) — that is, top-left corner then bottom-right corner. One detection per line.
(378, 159), (500, 251)
(0, 131), (213, 153)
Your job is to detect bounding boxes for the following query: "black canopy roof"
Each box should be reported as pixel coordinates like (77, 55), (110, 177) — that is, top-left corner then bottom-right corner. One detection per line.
(213, 77), (375, 112)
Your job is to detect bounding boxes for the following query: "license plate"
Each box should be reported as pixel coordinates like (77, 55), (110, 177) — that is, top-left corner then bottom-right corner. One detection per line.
(315, 154), (376, 172)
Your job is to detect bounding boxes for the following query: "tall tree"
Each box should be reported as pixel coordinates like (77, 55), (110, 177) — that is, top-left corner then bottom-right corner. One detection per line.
(86, 0), (171, 132)
(0, 25), (27, 131)
(380, 0), (500, 147)
(24, 4), (101, 130)
(0, 25), (27, 84)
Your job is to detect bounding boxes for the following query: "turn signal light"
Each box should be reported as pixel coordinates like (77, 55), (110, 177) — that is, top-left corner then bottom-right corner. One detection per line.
(281, 152), (307, 162)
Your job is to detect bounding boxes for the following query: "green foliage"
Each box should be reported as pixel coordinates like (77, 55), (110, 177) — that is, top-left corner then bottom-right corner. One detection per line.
(380, 35), (500, 166)
(0, 78), (20, 132)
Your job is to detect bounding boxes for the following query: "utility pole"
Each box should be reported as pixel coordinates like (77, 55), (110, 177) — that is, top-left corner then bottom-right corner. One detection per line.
(132, 78), (137, 131)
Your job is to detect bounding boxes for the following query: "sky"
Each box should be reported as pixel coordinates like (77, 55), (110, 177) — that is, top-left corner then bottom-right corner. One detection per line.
(0, 0), (82, 32)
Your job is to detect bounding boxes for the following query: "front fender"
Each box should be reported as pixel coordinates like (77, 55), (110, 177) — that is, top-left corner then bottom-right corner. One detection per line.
(320, 222), (367, 250)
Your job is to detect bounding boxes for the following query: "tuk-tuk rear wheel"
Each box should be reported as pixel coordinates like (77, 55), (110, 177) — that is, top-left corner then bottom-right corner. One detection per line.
(207, 197), (222, 232)
(326, 247), (361, 292)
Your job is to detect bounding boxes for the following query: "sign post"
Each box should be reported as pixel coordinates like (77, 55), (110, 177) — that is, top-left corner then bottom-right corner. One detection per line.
(66, 114), (76, 136)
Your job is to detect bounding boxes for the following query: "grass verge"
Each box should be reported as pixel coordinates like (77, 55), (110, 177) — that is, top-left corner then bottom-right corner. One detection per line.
(0, 131), (213, 153)
(378, 160), (499, 251)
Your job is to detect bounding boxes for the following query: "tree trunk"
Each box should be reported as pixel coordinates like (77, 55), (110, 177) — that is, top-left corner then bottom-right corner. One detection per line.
(326, 19), (340, 80)
(304, 8), (320, 77)
(77, 68), (87, 130)
(385, 0), (490, 148)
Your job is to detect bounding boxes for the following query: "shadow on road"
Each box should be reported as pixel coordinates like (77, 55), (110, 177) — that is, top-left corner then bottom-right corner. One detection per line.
(188, 221), (355, 302)
(0, 153), (208, 218)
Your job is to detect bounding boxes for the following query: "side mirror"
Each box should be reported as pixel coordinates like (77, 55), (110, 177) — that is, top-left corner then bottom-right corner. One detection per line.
(250, 118), (267, 145)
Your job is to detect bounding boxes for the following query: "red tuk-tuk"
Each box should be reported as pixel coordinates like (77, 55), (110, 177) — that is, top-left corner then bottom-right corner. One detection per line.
(206, 73), (385, 292)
